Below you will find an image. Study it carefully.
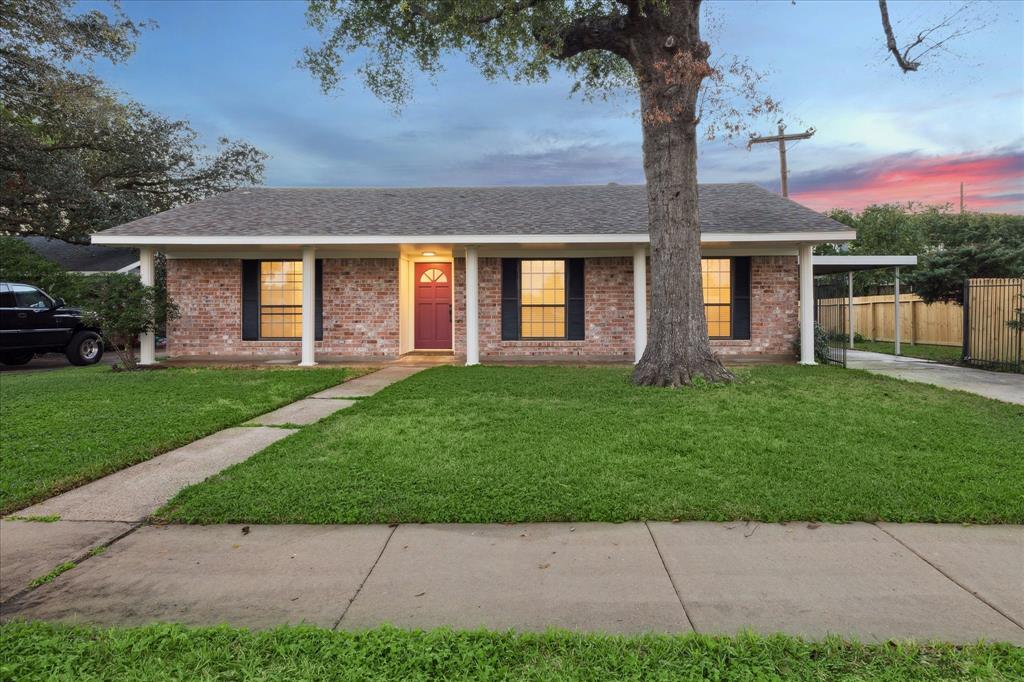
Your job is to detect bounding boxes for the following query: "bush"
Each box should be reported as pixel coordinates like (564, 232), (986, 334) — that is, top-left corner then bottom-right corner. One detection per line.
(793, 322), (833, 363)
(0, 236), (83, 299)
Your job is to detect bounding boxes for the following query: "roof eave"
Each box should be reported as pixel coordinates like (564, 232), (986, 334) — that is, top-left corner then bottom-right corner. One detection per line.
(92, 231), (857, 247)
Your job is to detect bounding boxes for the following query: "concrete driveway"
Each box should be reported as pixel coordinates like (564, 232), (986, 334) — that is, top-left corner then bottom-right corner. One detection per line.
(847, 350), (1024, 405)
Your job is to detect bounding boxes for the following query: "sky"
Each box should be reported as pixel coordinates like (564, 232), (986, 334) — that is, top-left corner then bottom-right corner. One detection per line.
(86, 0), (1024, 214)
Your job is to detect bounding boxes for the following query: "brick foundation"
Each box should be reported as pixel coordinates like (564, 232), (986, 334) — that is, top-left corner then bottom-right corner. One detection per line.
(166, 255), (797, 361)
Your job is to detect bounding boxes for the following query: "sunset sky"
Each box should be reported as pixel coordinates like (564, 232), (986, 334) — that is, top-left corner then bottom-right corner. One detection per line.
(90, 0), (1023, 214)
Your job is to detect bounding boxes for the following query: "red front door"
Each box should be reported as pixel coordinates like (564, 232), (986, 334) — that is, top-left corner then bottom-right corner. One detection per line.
(414, 262), (453, 349)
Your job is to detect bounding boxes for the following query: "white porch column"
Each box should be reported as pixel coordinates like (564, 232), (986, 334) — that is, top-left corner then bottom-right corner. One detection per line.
(798, 243), (815, 365)
(893, 266), (901, 356)
(139, 247), (156, 365)
(299, 246), (317, 367)
(848, 271), (854, 349)
(633, 244), (647, 364)
(465, 246), (480, 365)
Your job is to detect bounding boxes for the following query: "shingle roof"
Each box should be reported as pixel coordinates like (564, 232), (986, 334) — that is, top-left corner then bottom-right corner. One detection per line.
(95, 184), (848, 238)
(22, 236), (138, 271)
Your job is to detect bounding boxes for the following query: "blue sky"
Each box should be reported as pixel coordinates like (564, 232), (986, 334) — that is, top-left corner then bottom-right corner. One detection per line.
(87, 0), (1023, 212)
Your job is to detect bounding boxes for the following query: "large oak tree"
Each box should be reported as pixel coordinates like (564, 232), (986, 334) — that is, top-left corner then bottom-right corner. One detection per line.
(302, 0), (979, 386)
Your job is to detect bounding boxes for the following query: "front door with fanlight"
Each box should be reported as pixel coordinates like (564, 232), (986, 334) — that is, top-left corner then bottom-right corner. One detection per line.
(414, 263), (452, 349)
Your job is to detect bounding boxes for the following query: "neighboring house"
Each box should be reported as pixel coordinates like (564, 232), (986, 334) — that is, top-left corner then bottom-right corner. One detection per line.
(22, 235), (140, 275)
(91, 184), (855, 365)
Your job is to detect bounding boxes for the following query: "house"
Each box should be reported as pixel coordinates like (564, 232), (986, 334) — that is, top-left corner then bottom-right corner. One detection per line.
(21, 235), (140, 275)
(90, 184), (855, 366)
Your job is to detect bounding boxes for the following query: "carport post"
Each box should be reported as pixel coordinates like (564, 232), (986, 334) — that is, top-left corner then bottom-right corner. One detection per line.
(848, 271), (854, 349)
(893, 266), (901, 356)
(139, 247), (156, 366)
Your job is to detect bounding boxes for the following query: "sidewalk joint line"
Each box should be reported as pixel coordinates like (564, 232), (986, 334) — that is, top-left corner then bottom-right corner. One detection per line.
(645, 521), (696, 632)
(332, 524), (398, 630)
(873, 522), (1024, 632)
(0, 520), (143, 609)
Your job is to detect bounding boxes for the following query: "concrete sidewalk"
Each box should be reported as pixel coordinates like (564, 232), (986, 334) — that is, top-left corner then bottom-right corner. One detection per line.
(847, 350), (1024, 404)
(2, 521), (1021, 644)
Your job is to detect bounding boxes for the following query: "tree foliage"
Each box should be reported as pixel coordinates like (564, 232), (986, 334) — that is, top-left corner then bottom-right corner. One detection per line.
(817, 206), (1024, 303)
(76, 272), (178, 369)
(0, 0), (267, 241)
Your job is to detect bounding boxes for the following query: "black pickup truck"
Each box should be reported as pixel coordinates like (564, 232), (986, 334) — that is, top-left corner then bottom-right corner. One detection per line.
(0, 282), (104, 366)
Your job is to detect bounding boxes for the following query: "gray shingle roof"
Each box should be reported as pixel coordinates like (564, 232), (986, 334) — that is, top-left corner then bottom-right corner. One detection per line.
(22, 236), (138, 271)
(95, 184), (848, 238)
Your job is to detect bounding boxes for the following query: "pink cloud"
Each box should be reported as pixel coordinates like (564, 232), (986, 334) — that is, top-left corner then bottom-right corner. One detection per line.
(787, 150), (1024, 214)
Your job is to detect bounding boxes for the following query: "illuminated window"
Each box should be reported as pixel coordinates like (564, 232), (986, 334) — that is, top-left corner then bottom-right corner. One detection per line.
(520, 260), (566, 339)
(419, 268), (448, 283)
(702, 258), (732, 338)
(259, 261), (303, 339)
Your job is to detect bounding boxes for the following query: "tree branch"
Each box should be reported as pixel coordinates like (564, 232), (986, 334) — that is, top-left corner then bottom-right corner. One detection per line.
(878, 0), (919, 72)
(547, 14), (631, 60)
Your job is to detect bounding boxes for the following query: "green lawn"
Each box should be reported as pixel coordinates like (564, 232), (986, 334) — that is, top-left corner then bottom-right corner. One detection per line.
(158, 365), (1024, 525)
(0, 366), (359, 514)
(2, 623), (1020, 681)
(855, 340), (964, 363)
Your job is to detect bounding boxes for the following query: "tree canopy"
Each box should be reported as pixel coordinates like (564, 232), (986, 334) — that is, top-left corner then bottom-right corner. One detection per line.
(1, 0), (267, 241)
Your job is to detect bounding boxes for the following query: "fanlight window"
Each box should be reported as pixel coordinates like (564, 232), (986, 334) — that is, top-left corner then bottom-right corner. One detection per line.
(419, 268), (448, 283)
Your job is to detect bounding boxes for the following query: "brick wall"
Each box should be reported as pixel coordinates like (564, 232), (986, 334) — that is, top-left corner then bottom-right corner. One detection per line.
(166, 255), (797, 360)
(165, 258), (400, 358)
(453, 255), (798, 360)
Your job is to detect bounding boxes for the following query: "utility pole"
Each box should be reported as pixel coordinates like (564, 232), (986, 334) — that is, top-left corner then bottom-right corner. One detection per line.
(960, 182), (965, 213)
(748, 121), (816, 197)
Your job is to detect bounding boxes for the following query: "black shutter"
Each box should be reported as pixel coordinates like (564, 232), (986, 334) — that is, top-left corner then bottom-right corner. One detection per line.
(315, 259), (323, 341)
(501, 259), (520, 340)
(566, 258), (585, 340)
(241, 260), (260, 340)
(732, 257), (751, 340)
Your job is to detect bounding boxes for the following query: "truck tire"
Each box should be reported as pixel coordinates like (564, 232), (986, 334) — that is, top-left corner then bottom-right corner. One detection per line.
(0, 351), (34, 366)
(66, 331), (104, 366)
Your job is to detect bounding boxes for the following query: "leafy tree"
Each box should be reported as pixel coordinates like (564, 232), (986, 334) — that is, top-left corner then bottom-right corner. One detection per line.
(912, 212), (1024, 304)
(1, 0), (267, 241)
(0, 235), (80, 298)
(76, 272), (179, 370)
(301, 0), (981, 386)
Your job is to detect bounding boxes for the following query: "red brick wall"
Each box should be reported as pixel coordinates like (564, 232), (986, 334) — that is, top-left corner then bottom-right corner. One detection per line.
(165, 258), (399, 358)
(166, 255), (797, 360)
(453, 255), (798, 360)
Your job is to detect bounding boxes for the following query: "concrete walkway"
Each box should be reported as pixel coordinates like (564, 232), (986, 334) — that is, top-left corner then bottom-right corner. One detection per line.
(847, 350), (1024, 405)
(1, 365), (427, 603)
(2, 521), (1021, 644)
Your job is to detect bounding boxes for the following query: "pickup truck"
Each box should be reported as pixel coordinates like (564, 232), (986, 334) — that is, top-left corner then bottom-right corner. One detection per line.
(0, 282), (104, 366)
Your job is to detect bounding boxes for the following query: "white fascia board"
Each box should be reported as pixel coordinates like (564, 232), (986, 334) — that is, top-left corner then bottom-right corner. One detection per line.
(813, 255), (918, 266)
(92, 230), (856, 246)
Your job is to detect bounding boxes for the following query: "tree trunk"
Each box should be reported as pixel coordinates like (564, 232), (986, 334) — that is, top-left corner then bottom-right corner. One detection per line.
(631, 9), (734, 387)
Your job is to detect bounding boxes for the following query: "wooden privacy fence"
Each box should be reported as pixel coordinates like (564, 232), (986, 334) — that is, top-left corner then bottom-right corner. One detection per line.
(817, 293), (962, 346)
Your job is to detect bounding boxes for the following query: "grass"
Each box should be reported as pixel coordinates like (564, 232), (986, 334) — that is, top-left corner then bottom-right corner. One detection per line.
(28, 561), (76, 588)
(0, 366), (362, 514)
(854, 340), (964, 363)
(1, 623), (1020, 681)
(158, 365), (1024, 525)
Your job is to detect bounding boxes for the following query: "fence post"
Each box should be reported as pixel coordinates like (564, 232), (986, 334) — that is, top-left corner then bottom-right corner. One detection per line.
(961, 279), (970, 361)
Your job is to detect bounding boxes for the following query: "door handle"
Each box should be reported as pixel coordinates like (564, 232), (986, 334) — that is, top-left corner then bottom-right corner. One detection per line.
(17, 313), (27, 318)
(449, 304), (452, 322)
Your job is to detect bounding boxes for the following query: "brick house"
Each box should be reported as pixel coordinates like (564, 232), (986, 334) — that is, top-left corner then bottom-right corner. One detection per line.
(91, 184), (854, 365)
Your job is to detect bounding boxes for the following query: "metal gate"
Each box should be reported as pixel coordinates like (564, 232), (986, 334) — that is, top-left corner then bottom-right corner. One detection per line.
(962, 278), (1023, 373)
(814, 279), (847, 367)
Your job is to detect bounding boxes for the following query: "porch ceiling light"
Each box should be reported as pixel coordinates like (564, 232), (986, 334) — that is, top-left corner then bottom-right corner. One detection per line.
(422, 251), (436, 257)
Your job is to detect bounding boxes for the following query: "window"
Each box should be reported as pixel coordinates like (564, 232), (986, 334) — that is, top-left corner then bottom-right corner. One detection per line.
(11, 284), (52, 309)
(701, 258), (732, 338)
(520, 259), (566, 339)
(259, 261), (302, 339)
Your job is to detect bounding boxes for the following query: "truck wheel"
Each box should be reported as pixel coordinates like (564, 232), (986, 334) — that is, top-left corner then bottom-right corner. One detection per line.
(0, 351), (34, 366)
(66, 331), (104, 366)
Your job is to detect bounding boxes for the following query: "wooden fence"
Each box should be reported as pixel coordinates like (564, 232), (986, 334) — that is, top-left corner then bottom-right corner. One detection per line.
(818, 293), (962, 346)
